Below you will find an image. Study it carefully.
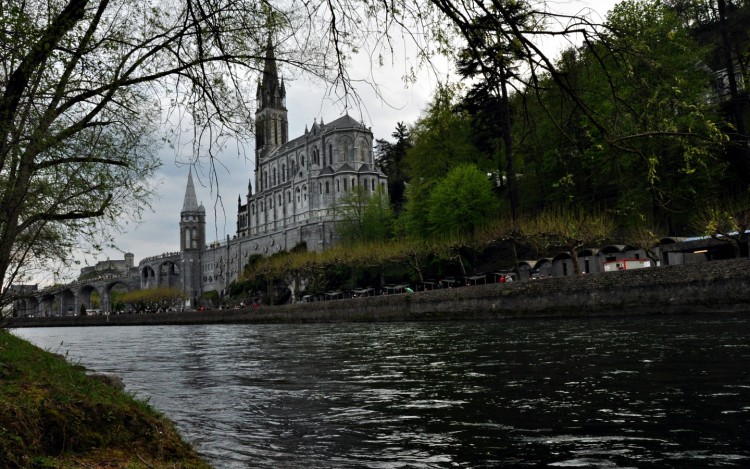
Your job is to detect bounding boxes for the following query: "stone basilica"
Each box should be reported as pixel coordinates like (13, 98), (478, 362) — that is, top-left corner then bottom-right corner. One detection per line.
(174, 41), (388, 302)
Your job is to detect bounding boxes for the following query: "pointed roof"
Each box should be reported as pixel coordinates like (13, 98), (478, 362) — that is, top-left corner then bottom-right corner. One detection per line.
(182, 169), (199, 212)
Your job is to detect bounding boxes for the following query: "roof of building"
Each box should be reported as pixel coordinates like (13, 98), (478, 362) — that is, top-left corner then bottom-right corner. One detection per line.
(182, 169), (199, 212)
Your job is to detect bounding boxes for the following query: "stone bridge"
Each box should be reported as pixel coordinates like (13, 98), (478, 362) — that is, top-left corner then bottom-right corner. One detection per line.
(11, 251), (184, 317)
(138, 252), (182, 290)
(13, 273), (141, 317)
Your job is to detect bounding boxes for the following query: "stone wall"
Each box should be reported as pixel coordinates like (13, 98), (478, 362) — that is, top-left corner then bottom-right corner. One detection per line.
(12, 258), (750, 328)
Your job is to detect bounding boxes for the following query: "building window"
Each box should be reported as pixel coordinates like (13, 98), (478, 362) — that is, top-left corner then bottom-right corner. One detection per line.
(281, 164), (286, 182)
(326, 181), (330, 194)
(344, 179), (348, 191)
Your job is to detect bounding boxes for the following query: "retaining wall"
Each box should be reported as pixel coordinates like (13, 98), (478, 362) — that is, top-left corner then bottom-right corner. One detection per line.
(11, 258), (750, 328)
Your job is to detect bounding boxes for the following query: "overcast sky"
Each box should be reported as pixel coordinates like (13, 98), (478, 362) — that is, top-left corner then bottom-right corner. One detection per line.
(57, 0), (621, 283)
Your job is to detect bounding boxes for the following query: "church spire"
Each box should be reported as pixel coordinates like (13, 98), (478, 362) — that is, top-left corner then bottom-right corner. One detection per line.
(257, 35), (286, 111)
(182, 168), (199, 212)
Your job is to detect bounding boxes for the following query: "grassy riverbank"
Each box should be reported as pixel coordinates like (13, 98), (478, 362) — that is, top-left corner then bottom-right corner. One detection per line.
(0, 330), (210, 468)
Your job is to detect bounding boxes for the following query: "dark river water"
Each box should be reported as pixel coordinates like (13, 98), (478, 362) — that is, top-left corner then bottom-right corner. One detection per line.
(13, 314), (750, 468)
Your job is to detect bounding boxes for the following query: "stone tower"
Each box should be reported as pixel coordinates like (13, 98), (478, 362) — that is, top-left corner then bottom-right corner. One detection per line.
(254, 36), (288, 193)
(179, 169), (205, 306)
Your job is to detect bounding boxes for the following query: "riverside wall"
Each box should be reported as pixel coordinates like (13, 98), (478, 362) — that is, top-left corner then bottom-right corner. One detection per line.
(11, 258), (750, 328)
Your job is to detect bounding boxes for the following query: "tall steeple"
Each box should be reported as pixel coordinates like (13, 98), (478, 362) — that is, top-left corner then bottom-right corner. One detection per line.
(182, 168), (199, 212)
(179, 168), (206, 307)
(255, 35), (288, 165)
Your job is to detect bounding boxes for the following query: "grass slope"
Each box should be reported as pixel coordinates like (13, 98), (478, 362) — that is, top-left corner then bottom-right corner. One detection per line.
(0, 330), (211, 468)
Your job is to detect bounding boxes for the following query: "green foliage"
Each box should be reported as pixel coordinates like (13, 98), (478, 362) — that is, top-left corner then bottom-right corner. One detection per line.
(691, 195), (750, 257)
(426, 164), (500, 237)
(512, 0), (728, 228)
(405, 83), (485, 182)
(520, 206), (616, 274)
(336, 185), (395, 244)
(117, 287), (187, 313)
(375, 122), (413, 212)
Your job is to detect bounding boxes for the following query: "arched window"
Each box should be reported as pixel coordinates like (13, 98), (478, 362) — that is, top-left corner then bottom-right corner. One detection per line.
(360, 146), (366, 161)
(372, 179), (375, 191)
(272, 167), (277, 186)
(336, 180), (340, 192)
(344, 178), (348, 191)
(325, 181), (330, 193)
(191, 228), (198, 249)
(184, 227), (191, 249)
(281, 164), (286, 182)
(296, 187), (301, 203)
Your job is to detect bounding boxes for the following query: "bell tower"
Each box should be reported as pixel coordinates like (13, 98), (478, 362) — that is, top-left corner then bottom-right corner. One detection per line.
(254, 36), (288, 191)
(179, 169), (205, 306)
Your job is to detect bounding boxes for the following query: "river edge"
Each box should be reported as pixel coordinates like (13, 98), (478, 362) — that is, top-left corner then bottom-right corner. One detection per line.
(11, 257), (750, 328)
(0, 330), (211, 468)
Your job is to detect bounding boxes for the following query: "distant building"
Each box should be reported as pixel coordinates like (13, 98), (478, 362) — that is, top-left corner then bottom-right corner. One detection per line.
(79, 253), (135, 278)
(148, 39), (388, 304)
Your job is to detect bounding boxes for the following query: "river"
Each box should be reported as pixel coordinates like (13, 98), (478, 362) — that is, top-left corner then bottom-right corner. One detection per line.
(13, 314), (750, 468)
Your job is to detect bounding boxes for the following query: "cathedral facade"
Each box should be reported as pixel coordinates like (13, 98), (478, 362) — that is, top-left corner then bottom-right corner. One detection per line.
(173, 41), (388, 302)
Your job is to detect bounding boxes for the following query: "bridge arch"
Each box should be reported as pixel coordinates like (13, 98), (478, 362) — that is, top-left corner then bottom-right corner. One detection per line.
(141, 265), (157, 289)
(78, 284), (103, 313)
(13, 296), (39, 317)
(105, 281), (131, 313)
(157, 261), (180, 288)
(59, 289), (76, 316)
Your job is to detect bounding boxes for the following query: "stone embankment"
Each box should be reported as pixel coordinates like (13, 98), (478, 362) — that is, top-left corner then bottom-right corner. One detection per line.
(13, 258), (750, 328)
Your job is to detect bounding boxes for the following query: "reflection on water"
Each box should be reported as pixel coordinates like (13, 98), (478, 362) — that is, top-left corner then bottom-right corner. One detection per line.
(14, 315), (750, 468)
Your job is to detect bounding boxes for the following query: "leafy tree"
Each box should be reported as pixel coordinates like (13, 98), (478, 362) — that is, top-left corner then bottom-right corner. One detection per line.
(514, 0), (727, 229)
(666, 0), (750, 186)
(626, 222), (668, 264)
(691, 196), (750, 258)
(426, 164), (500, 238)
(521, 207), (615, 275)
(118, 287), (187, 313)
(336, 185), (394, 244)
(374, 122), (412, 213)
(405, 84), (482, 183)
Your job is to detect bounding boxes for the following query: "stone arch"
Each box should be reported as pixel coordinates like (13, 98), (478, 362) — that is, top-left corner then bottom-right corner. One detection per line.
(339, 136), (353, 162)
(40, 294), (56, 317)
(158, 261), (180, 288)
(106, 281), (131, 313)
(14, 296), (39, 317)
(78, 284), (102, 313)
(141, 265), (157, 289)
(60, 289), (76, 316)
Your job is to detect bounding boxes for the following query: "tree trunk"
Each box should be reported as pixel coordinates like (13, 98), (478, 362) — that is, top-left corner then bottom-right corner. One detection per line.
(500, 78), (519, 220)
